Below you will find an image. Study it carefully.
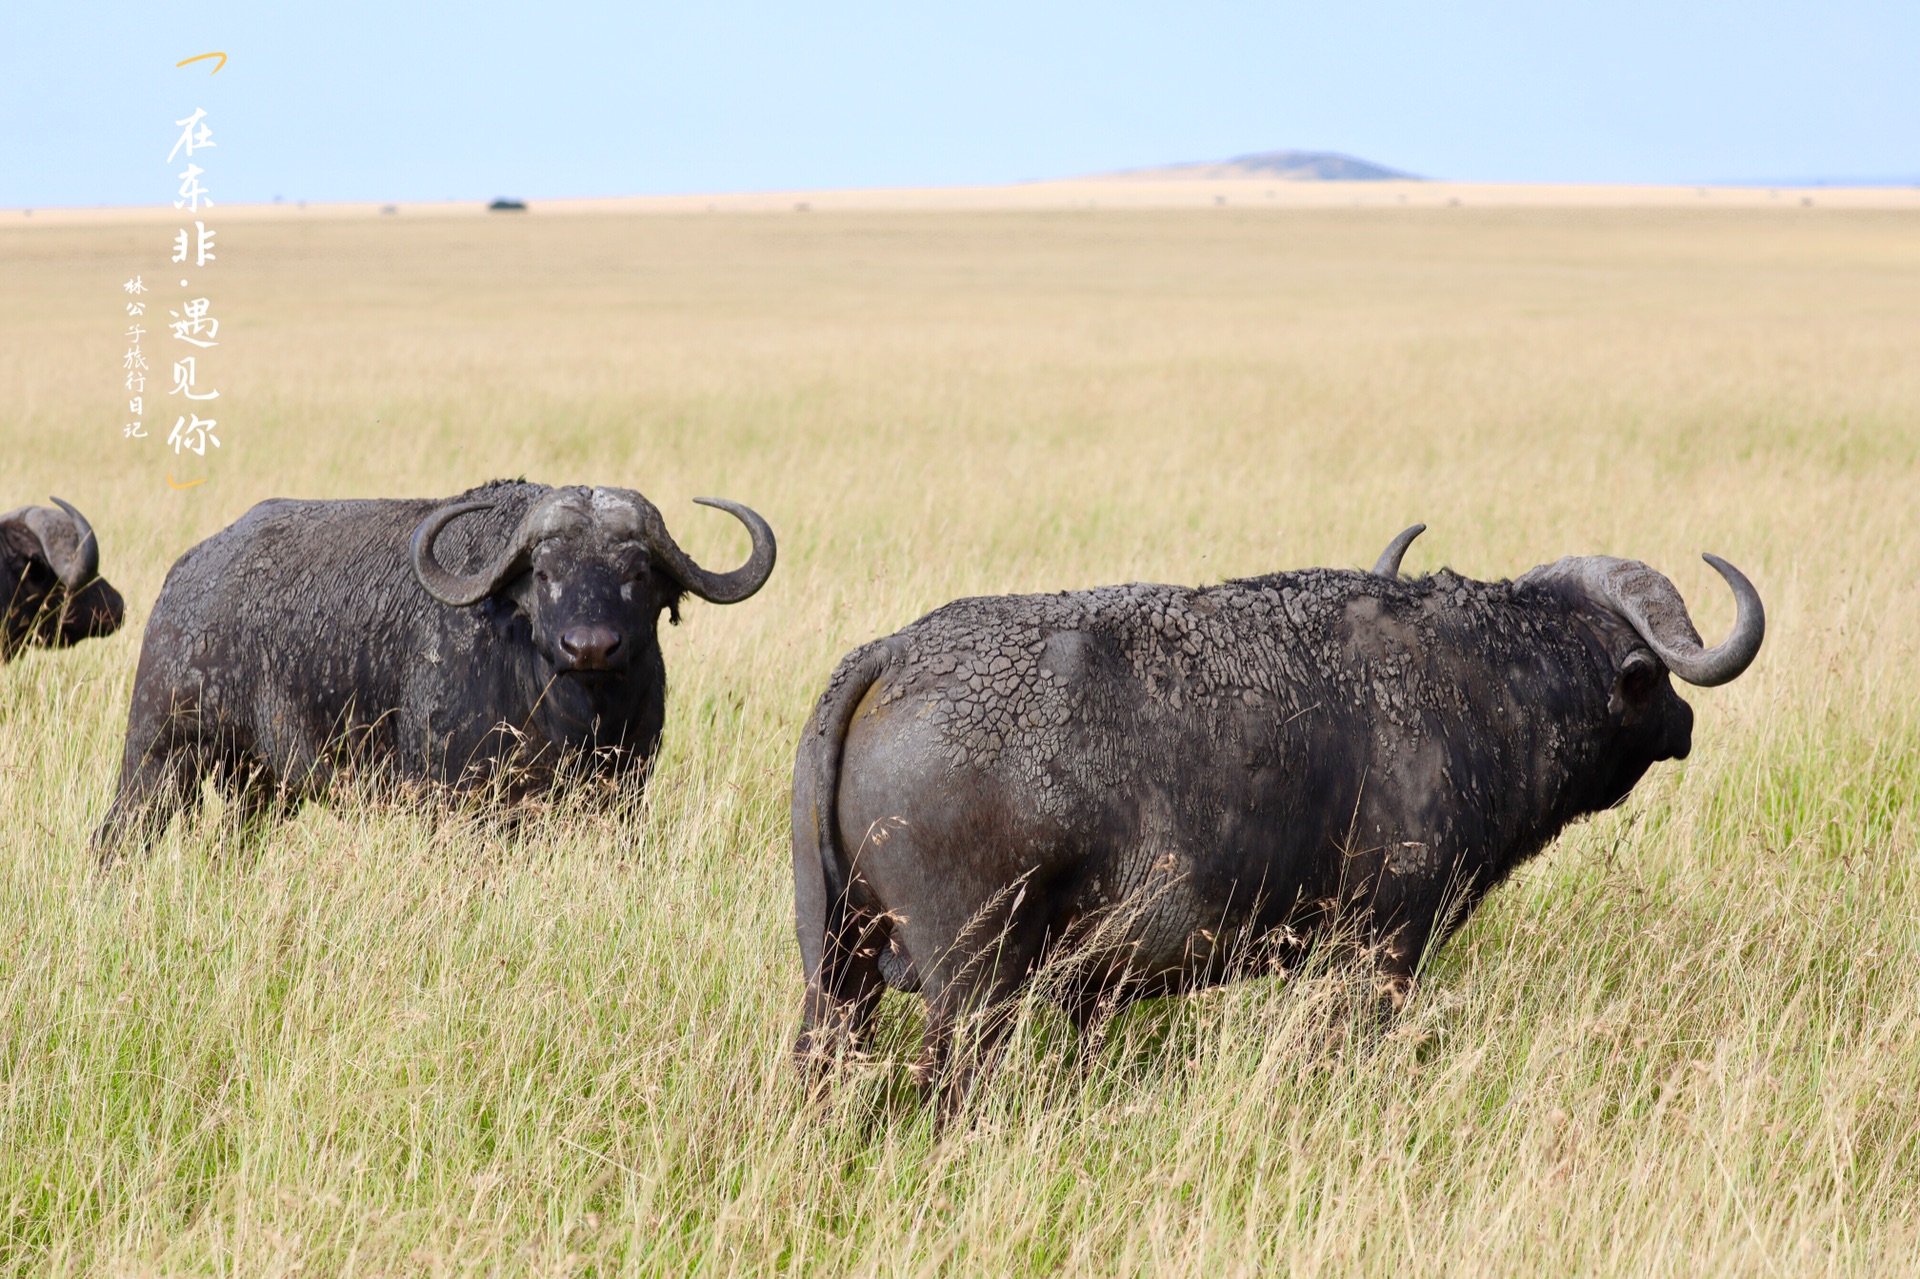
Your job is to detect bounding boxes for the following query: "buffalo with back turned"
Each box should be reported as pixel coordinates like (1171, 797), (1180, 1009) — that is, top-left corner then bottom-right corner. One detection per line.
(1, 497), (124, 659)
(791, 526), (1764, 1112)
(93, 479), (774, 857)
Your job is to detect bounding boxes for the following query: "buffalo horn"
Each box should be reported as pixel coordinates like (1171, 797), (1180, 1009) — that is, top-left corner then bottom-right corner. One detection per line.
(410, 491), (572, 607)
(1372, 523), (1426, 578)
(624, 494), (777, 604)
(1522, 553), (1765, 687)
(22, 498), (101, 592)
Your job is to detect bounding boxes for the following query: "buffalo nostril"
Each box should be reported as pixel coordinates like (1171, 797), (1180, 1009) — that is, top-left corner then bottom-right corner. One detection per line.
(560, 625), (622, 665)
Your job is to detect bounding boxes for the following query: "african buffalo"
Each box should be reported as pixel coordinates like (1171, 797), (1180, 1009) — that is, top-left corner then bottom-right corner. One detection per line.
(791, 527), (1763, 1110)
(93, 480), (774, 857)
(1, 497), (124, 659)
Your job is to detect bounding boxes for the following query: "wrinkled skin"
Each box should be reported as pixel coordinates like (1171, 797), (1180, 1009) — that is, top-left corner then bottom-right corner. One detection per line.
(793, 565), (1716, 1112)
(0, 511), (125, 660)
(94, 479), (770, 858)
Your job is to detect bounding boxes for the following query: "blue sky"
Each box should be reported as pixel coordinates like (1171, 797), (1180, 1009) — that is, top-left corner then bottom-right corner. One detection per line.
(8, 1), (1916, 207)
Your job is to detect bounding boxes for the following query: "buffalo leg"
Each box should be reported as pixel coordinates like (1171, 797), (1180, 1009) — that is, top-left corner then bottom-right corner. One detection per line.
(914, 995), (1019, 1126)
(225, 762), (299, 847)
(1059, 972), (1136, 1077)
(1371, 935), (1420, 1023)
(912, 921), (1049, 1123)
(90, 750), (195, 867)
(793, 909), (888, 1082)
(1366, 850), (1496, 1026)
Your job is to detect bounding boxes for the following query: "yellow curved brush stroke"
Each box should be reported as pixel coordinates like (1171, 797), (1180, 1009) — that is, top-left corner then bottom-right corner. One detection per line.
(166, 475), (207, 490)
(175, 52), (228, 73)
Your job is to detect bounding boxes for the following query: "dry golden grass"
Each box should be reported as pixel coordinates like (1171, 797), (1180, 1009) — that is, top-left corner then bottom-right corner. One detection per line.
(2, 205), (1917, 1275)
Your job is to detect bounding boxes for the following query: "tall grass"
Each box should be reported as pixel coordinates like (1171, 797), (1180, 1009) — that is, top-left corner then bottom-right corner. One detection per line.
(2, 206), (1916, 1274)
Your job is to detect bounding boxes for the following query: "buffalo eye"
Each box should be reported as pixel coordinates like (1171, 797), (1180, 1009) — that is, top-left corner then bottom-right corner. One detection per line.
(535, 570), (550, 584)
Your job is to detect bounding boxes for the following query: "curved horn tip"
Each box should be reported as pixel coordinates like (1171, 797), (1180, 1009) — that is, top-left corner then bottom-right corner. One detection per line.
(692, 495), (773, 537)
(50, 497), (88, 526)
(1651, 551), (1765, 687)
(1703, 551), (1742, 577)
(1371, 523), (1427, 579)
(1704, 548), (1766, 633)
(1700, 551), (1763, 613)
(651, 496), (777, 603)
(46, 495), (100, 588)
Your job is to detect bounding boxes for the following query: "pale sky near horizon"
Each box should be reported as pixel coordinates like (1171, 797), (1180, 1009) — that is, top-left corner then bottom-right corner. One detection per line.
(7, 1), (1916, 208)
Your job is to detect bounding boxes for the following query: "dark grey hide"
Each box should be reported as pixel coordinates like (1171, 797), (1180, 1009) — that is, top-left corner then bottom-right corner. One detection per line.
(791, 528), (1763, 1110)
(0, 497), (124, 660)
(94, 479), (774, 857)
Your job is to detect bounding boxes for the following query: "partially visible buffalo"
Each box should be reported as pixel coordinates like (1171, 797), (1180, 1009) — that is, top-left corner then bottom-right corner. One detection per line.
(1, 497), (124, 659)
(791, 527), (1763, 1111)
(93, 480), (774, 857)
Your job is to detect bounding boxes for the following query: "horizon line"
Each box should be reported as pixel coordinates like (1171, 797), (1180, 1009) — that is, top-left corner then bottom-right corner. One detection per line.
(10, 176), (1920, 221)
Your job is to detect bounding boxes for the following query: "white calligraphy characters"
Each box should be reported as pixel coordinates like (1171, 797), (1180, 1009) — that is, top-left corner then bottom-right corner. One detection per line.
(111, 107), (234, 453)
(169, 298), (219, 348)
(122, 276), (149, 437)
(174, 165), (213, 213)
(169, 356), (219, 401)
(168, 415), (220, 456)
(172, 221), (215, 266)
(170, 109), (215, 213)
(127, 103), (227, 456)
(168, 108), (214, 161)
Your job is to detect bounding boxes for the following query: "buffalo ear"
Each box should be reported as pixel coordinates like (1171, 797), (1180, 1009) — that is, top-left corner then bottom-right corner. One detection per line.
(648, 567), (686, 625)
(1608, 650), (1662, 725)
(492, 568), (537, 618)
(0, 522), (45, 571)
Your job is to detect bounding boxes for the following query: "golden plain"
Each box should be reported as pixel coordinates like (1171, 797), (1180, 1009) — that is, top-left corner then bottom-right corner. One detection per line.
(2, 203), (1917, 1274)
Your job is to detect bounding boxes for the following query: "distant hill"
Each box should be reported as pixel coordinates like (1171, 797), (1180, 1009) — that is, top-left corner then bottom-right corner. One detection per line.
(1097, 150), (1422, 181)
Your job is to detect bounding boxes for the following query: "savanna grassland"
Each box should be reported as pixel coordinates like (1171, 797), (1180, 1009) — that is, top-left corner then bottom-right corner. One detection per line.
(2, 203), (1917, 1275)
